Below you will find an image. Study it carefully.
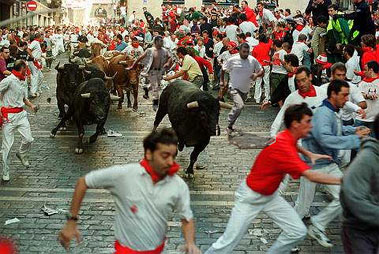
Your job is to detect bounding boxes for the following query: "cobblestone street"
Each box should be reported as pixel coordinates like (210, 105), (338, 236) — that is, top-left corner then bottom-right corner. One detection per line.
(0, 54), (344, 254)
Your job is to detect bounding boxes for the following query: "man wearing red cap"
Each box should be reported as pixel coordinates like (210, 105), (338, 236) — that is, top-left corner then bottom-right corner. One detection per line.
(59, 128), (201, 254)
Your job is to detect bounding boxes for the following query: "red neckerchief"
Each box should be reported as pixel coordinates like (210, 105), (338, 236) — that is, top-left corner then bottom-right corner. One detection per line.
(132, 42), (139, 48)
(259, 10), (263, 17)
(298, 85), (316, 98)
(203, 37), (209, 44)
(288, 67), (298, 77)
(140, 158), (180, 183)
(11, 70), (26, 81)
(295, 25), (304, 31)
(362, 76), (379, 82)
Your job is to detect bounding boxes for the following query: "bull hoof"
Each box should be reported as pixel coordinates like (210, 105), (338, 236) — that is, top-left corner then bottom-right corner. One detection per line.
(127, 103), (132, 108)
(185, 173), (194, 179)
(196, 164), (206, 170)
(132, 107), (138, 112)
(117, 104), (122, 109)
(75, 148), (84, 154)
(50, 132), (56, 138)
(89, 136), (97, 143)
(59, 126), (66, 131)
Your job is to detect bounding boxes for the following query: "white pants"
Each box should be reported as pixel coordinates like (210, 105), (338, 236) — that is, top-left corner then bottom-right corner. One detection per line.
(2, 111), (34, 176)
(205, 181), (307, 254)
(254, 65), (270, 103)
(52, 43), (65, 57)
(28, 62), (43, 94)
(294, 163), (343, 231)
(227, 88), (247, 129)
(148, 70), (163, 100)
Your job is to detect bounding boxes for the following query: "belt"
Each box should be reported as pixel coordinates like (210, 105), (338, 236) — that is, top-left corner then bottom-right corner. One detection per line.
(0, 107), (24, 126)
(114, 240), (165, 254)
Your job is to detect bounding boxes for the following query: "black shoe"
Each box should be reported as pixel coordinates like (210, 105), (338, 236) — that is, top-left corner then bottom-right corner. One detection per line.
(143, 88), (149, 99)
(152, 99), (159, 111)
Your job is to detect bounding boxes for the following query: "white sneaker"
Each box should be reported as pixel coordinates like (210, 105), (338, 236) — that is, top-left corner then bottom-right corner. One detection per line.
(16, 152), (30, 168)
(2, 172), (9, 181)
(308, 225), (333, 248)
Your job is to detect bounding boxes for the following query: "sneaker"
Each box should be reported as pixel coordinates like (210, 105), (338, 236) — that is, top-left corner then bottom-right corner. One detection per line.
(226, 127), (234, 136)
(291, 246), (300, 253)
(2, 172), (9, 181)
(143, 87), (149, 99)
(308, 225), (333, 248)
(16, 152), (30, 168)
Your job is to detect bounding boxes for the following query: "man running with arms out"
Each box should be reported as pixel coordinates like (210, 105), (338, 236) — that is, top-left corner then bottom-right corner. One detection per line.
(58, 128), (201, 254)
(205, 103), (341, 254)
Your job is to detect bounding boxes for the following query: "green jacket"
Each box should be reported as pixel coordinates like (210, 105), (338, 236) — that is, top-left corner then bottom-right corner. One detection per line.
(340, 138), (379, 230)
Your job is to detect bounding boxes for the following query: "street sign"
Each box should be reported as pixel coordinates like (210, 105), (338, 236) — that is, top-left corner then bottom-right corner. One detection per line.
(26, 1), (37, 11)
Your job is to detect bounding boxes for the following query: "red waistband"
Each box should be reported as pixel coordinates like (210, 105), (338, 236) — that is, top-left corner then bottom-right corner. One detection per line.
(0, 107), (24, 126)
(114, 240), (165, 254)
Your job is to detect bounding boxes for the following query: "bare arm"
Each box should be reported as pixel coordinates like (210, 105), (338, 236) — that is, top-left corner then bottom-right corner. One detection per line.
(58, 177), (88, 250)
(165, 69), (186, 80)
(297, 145), (332, 165)
(181, 219), (201, 254)
(302, 170), (341, 185)
(3, 70), (11, 76)
(128, 50), (147, 69)
(23, 98), (37, 112)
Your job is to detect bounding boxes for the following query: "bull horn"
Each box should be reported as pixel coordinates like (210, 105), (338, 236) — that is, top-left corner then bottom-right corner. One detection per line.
(187, 101), (199, 109)
(86, 59), (93, 64)
(110, 94), (121, 101)
(55, 62), (64, 70)
(104, 57), (112, 61)
(78, 65), (85, 69)
(219, 101), (233, 109)
(105, 72), (117, 80)
(80, 93), (91, 98)
(83, 69), (92, 74)
(119, 61), (128, 65)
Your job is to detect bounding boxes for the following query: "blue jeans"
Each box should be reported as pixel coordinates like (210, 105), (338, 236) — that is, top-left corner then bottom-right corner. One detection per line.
(354, 119), (375, 137)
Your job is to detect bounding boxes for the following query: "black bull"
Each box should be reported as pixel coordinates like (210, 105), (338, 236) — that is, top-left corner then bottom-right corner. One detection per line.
(51, 78), (120, 154)
(153, 80), (232, 176)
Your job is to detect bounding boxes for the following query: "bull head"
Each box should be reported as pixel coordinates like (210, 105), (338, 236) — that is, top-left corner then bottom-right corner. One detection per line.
(81, 93), (91, 98)
(110, 94), (121, 101)
(119, 61), (128, 66)
(105, 72), (117, 80)
(86, 59), (93, 64)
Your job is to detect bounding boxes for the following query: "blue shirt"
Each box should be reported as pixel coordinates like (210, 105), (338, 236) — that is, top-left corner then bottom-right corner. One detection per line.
(116, 41), (127, 52)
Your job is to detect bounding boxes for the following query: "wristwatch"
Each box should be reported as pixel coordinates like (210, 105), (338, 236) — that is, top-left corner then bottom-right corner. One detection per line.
(65, 213), (79, 221)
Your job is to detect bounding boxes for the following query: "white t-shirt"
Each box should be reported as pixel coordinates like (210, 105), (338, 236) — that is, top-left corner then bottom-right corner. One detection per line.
(218, 51), (237, 65)
(292, 26), (312, 42)
(270, 86), (327, 137)
(194, 45), (206, 58)
(356, 79), (379, 122)
(85, 163), (193, 251)
(291, 41), (309, 64)
(271, 49), (287, 74)
(213, 41), (224, 57)
(345, 55), (361, 84)
(223, 55), (262, 93)
(258, 9), (276, 26)
(225, 24), (238, 42)
(28, 40), (42, 59)
(122, 45), (144, 57)
(239, 21), (257, 34)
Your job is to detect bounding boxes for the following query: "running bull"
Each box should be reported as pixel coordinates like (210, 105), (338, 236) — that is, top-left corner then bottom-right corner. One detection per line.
(51, 78), (120, 154)
(153, 80), (232, 176)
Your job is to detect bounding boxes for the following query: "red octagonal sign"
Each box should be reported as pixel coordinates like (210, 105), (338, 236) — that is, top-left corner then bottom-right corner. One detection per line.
(26, 1), (38, 11)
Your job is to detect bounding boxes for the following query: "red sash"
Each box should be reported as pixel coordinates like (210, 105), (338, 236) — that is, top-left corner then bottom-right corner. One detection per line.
(114, 240), (165, 254)
(0, 107), (23, 126)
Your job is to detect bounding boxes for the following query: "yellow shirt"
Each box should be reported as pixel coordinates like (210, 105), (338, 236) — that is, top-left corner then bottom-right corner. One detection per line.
(181, 55), (202, 81)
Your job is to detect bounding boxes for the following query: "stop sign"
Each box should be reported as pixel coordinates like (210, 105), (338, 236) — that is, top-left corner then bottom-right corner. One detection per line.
(26, 1), (37, 11)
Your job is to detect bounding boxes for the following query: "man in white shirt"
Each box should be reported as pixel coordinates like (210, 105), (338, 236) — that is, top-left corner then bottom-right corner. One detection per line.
(291, 34), (312, 65)
(0, 60), (38, 181)
(343, 44), (361, 85)
(257, 2), (276, 31)
(27, 33), (44, 97)
(239, 14), (257, 35)
(59, 128), (201, 254)
(52, 29), (65, 57)
(128, 11), (136, 24)
(225, 18), (238, 42)
(221, 43), (264, 134)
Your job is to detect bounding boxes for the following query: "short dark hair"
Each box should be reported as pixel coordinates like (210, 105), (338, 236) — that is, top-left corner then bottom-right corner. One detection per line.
(258, 33), (267, 43)
(374, 114), (379, 139)
(143, 128), (178, 153)
(273, 39), (283, 48)
(296, 66), (311, 76)
(343, 44), (355, 57)
(237, 33), (246, 39)
(316, 15), (328, 25)
(239, 42), (250, 51)
(245, 32), (252, 37)
(366, 61), (379, 73)
(13, 60), (27, 71)
(361, 34), (376, 48)
(240, 13), (247, 21)
(0, 46), (9, 52)
(285, 9), (291, 14)
(116, 34), (123, 41)
(328, 4), (338, 10)
(327, 79), (350, 98)
(331, 62), (347, 75)
(177, 46), (188, 55)
(284, 54), (299, 67)
(284, 103), (313, 128)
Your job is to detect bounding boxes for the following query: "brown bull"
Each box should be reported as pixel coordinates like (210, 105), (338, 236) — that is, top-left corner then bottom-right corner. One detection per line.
(108, 54), (142, 110)
(91, 42), (104, 58)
